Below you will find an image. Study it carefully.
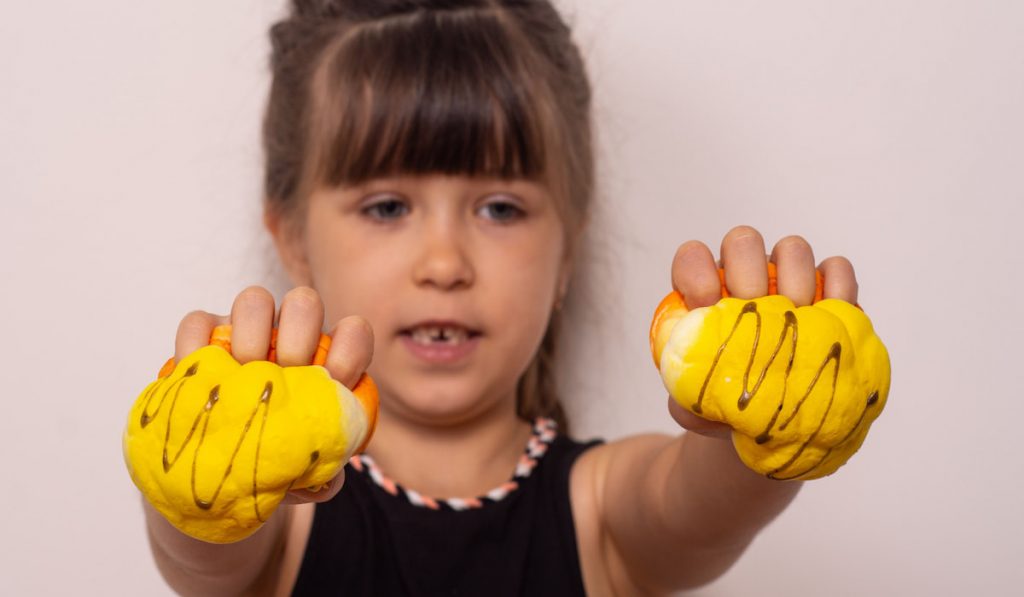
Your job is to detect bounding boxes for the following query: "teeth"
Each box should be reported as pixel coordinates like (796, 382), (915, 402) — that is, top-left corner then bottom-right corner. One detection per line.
(409, 325), (469, 345)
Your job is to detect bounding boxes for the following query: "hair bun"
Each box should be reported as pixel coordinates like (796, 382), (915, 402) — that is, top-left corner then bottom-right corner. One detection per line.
(290, 0), (497, 21)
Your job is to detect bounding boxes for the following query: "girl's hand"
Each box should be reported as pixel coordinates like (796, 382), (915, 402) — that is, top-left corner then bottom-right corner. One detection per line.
(172, 285), (374, 504)
(667, 225), (859, 438)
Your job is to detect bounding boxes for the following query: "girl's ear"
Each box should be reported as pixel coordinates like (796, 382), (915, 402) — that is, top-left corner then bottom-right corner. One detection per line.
(264, 208), (313, 286)
(555, 256), (573, 311)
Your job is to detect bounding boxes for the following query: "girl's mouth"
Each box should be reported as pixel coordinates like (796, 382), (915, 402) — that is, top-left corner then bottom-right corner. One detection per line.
(407, 325), (472, 345)
(399, 322), (482, 364)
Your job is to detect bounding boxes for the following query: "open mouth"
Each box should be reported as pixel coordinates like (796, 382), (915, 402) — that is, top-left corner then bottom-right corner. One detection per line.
(400, 324), (482, 346)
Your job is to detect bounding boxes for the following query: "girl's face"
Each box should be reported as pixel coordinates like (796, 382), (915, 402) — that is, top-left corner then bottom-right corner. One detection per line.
(277, 174), (569, 425)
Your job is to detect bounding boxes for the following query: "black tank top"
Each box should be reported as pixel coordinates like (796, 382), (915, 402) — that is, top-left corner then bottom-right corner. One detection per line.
(293, 419), (602, 596)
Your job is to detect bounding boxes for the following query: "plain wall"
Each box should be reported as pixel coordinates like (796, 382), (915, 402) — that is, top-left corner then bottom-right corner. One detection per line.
(2, 0), (1022, 594)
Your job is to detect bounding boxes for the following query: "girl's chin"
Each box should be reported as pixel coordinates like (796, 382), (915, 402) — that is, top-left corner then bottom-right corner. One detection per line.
(377, 379), (514, 425)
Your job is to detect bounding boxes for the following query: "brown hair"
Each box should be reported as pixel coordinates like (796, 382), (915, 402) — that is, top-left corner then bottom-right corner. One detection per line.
(263, 0), (593, 433)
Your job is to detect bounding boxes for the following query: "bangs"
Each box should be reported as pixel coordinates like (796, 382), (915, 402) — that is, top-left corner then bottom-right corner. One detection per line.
(303, 9), (558, 192)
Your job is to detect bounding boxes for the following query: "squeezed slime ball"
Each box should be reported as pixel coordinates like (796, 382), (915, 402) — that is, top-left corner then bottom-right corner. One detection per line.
(650, 268), (890, 480)
(123, 326), (378, 543)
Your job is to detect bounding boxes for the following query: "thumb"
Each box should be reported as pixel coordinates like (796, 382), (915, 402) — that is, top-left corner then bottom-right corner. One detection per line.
(323, 316), (374, 389)
(668, 397), (732, 439)
(283, 468), (346, 505)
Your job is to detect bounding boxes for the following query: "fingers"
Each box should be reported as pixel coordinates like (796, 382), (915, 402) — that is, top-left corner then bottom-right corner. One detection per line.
(676, 228), (856, 307)
(175, 311), (228, 362)
(671, 240), (721, 309)
(177, 286), (375, 378)
(275, 286), (325, 367)
(325, 316), (374, 390)
(770, 235), (817, 307)
(176, 286), (329, 367)
(282, 469), (346, 505)
(818, 256), (858, 303)
(720, 225), (768, 299)
(230, 286), (276, 364)
(667, 397), (732, 439)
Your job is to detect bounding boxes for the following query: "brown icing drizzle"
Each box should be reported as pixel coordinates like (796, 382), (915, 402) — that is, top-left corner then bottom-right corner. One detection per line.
(139, 362), (198, 427)
(138, 359), (320, 521)
(691, 301), (879, 479)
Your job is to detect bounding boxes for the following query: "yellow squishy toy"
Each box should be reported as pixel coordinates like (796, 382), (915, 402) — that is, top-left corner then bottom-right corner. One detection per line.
(650, 265), (890, 480)
(124, 325), (378, 543)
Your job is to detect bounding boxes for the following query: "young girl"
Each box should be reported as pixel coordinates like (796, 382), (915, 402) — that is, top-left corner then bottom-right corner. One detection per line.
(142, 0), (861, 594)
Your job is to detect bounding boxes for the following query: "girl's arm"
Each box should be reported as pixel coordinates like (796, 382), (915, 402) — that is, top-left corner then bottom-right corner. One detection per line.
(575, 430), (801, 593)
(575, 227), (858, 594)
(144, 500), (291, 596)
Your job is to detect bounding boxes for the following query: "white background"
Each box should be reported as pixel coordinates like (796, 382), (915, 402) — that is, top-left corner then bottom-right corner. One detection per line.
(2, 1), (1022, 594)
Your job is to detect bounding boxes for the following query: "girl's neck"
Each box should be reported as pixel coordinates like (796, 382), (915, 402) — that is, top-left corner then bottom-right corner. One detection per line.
(364, 401), (533, 499)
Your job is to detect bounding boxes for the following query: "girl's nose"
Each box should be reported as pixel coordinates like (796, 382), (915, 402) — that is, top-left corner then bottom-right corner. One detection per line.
(412, 223), (475, 291)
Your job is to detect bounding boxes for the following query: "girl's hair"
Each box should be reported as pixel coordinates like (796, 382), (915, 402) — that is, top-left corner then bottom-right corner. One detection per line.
(263, 0), (593, 432)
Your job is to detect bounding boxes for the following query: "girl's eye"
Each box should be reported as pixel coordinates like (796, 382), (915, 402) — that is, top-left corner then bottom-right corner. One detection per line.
(362, 197), (409, 220)
(479, 200), (525, 222)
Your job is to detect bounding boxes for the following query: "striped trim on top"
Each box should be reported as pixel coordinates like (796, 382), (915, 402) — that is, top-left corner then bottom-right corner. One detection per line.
(350, 417), (558, 511)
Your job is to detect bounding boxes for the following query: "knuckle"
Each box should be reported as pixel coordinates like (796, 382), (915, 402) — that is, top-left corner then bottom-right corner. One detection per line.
(776, 235), (811, 255)
(179, 310), (211, 332)
(233, 286), (274, 314)
(333, 363), (358, 386)
(329, 318), (374, 384)
(674, 239), (708, 260)
(726, 224), (763, 243)
(820, 256), (859, 298)
(672, 243), (716, 284)
(283, 286), (323, 312)
(343, 315), (374, 345)
(672, 241), (712, 275)
(337, 318), (374, 361)
(822, 255), (854, 273)
(238, 285), (274, 304)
